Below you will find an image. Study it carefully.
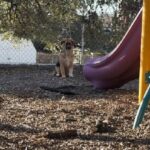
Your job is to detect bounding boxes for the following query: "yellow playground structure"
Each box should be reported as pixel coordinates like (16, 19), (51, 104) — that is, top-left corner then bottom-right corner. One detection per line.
(139, 0), (150, 102)
(133, 0), (150, 128)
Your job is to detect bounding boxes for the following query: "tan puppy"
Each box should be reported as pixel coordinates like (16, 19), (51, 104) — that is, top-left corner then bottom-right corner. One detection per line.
(55, 38), (75, 78)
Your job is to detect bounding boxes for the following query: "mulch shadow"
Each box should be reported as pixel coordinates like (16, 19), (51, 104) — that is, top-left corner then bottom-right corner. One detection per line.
(40, 85), (95, 96)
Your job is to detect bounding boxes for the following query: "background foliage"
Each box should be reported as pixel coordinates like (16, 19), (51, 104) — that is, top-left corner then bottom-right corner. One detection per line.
(0, 0), (142, 52)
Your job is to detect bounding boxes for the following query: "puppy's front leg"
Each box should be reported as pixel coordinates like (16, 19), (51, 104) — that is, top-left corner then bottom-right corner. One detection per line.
(60, 64), (66, 78)
(59, 55), (66, 78)
(68, 63), (74, 77)
(55, 66), (60, 76)
(55, 62), (60, 76)
(69, 68), (73, 77)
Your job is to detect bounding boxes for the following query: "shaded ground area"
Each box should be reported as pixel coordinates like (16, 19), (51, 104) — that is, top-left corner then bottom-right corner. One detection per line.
(0, 65), (150, 150)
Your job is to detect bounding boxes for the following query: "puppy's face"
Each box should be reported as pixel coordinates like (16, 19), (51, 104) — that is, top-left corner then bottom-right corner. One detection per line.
(61, 38), (75, 50)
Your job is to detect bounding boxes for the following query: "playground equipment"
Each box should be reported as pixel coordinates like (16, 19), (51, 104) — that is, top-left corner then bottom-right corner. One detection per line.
(83, 9), (142, 89)
(133, 0), (150, 128)
(133, 81), (150, 128)
(138, 2), (150, 103)
(83, 0), (150, 128)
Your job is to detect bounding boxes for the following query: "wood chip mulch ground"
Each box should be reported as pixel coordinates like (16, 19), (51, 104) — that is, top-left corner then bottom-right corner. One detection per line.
(0, 65), (150, 150)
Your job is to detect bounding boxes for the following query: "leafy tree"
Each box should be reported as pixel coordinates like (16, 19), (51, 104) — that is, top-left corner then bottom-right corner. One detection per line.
(110, 0), (142, 48)
(72, 0), (142, 51)
(0, 0), (78, 42)
(0, 0), (142, 52)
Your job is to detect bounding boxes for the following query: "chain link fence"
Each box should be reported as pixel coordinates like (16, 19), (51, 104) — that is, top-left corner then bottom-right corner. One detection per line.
(0, 1), (142, 65)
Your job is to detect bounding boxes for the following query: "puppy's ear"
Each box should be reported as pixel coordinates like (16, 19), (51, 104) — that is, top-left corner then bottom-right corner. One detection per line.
(71, 40), (76, 47)
(61, 39), (66, 45)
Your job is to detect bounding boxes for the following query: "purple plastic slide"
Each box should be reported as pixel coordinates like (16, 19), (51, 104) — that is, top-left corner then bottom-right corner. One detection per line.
(83, 9), (142, 89)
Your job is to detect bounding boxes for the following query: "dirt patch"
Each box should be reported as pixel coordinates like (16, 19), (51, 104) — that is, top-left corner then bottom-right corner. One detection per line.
(0, 65), (150, 150)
